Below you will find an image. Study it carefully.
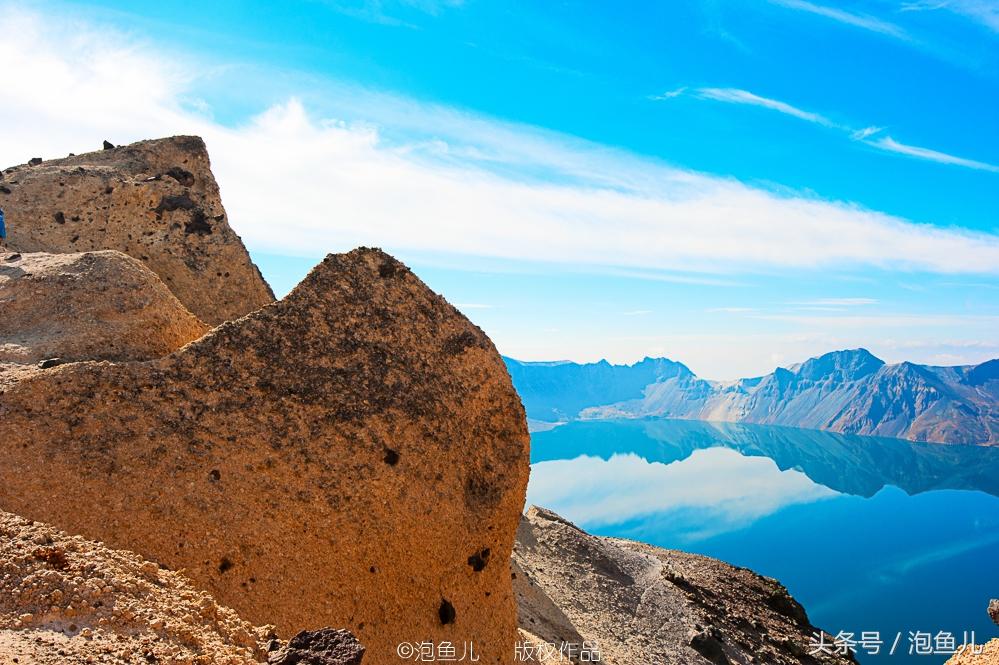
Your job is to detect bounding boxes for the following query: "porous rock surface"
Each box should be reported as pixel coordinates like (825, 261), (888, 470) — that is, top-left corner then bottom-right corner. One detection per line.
(946, 641), (999, 665)
(0, 136), (273, 325)
(944, 603), (999, 665)
(0, 248), (530, 665)
(513, 507), (855, 665)
(0, 250), (208, 364)
(0, 510), (274, 665)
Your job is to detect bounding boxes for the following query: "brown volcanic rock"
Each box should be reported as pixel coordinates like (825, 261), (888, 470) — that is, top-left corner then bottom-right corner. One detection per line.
(0, 248), (530, 665)
(946, 641), (999, 665)
(950, 601), (999, 665)
(0, 510), (275, 665)
(513, 507), (854, 665)
(0, 136), (274, 325)
(0, 250), (208, 364)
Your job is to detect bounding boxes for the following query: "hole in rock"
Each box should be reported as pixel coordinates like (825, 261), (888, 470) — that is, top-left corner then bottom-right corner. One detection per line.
(438, 599), (456, 625)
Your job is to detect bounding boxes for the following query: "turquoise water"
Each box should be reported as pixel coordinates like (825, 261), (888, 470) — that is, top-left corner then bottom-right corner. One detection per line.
(527, 419), (999, 664)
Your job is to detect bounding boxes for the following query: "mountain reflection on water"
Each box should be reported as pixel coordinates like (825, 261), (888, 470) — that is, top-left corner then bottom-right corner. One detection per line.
(527, 418), (999, 664)
(530, 418), (999, 499)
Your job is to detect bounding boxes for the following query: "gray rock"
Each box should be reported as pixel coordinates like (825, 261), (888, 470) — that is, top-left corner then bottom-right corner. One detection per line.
(514, 506), (854, 665)
(268, 628), (364, 665)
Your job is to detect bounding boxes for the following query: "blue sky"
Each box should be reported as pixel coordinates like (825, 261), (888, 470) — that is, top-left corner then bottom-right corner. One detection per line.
(1, 0), (997, 378)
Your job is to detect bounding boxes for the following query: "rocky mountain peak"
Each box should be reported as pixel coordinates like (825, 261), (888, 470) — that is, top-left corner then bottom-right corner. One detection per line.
(967, 359), (999, 386)
(795, 348), (885, 382)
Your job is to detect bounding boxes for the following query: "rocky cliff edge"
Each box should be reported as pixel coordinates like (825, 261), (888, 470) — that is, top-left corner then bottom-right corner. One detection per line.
(514, 506), (856, 665)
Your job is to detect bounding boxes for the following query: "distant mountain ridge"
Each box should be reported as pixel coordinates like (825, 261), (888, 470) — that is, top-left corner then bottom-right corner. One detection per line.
(504, 349), (999, 445)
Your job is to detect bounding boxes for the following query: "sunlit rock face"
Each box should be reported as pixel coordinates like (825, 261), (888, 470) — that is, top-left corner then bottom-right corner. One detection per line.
(0, 248), (530, 665)
(1, 250), (208, 364)
(0, 136), (274, 325)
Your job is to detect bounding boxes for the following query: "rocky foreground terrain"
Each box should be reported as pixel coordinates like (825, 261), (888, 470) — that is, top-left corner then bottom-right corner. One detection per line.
(513, 507), (854, 665)
(1, 137), (869, 664)
(943, 602), (999, 664)
(0, 511), (274, 665)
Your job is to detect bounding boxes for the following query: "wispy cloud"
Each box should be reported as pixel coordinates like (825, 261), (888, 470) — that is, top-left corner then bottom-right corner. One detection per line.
(322, 0), (464, 27)
(664, 87), (999, 174)
(769, 0), (908, 39)
(3, 5), (999, 282)
(695, 88), (834, 126)
(648, 86), (687, 101)
(901, 0), (999, 34)
(788, 298), (879, 306)
(622, 310), (653, 316)
(598, 269), (746, 287)
(751, 313), (999, 328)
(851, 126), (883, 141)
(868, 136), (999, 172)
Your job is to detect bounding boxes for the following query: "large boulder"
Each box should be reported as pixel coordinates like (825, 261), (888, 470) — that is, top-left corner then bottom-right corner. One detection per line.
(0, 510), (276, 665)
(513, 507), (853, 665)
(0, 137), (274, 325)
(0, 250), (208, 364)
(0, 248), (530, 665)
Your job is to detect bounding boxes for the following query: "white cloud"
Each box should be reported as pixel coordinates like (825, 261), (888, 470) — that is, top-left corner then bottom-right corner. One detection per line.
(868, 136), (999, 172)
(851, 126), (884, 140)
(695, 87), (835, 126)
(769, 0), (909, 38)
(648, 86), (687, 100)
(323, 0), (465, 27)
(3, 4), (999, 280)
(750, 313), (999, 328)
(787, 297), (879, 306)
(901, 0), (999, 34)
(682, 87), (999, 174)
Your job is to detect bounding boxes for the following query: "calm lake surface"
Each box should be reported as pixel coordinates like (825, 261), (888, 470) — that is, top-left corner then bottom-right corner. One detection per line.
(526, 418), (999, 664)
